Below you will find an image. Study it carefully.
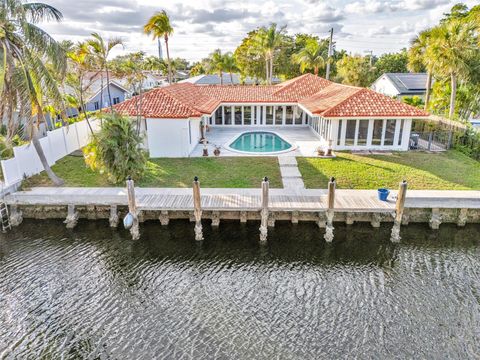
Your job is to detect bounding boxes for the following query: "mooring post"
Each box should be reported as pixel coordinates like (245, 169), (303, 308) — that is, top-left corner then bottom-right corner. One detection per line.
(391, 180), (407, 242)
(193, 176), (203, 241)
(109, 205), (119, 228)
(64, 204), (79, 229)
(259, 177), (269, 242)
(324, 177), (335, 242)
(126, 177), (140, 240)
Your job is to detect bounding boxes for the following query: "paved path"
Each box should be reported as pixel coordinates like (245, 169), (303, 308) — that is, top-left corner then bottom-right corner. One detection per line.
(278, 156), (305, 190)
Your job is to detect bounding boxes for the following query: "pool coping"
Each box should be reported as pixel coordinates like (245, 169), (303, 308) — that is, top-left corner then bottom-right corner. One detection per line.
(223, 130), (299, 155)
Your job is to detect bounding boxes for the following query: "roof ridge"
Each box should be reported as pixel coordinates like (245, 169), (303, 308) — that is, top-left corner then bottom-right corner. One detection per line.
(320, 87), (365, 116)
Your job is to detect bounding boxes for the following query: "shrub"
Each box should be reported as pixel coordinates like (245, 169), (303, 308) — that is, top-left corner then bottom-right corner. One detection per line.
(83, 113), (147, 184)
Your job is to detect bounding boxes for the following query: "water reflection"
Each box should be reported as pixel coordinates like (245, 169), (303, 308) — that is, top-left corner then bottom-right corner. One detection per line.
(0, 220), (479, 359)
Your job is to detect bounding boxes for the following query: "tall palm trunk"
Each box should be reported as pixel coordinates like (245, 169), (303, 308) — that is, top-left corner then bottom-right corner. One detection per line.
(79, 75), (95, 135)
(269, 56), (274, 85)
(219, 71), (223, 85)
(265, 59), (269, 85)
(99, 73), (104, 110)
(165, 35), (172, 84)
(449, 73), (457, 119)
(424, 71), (432, 111)
(229, 71), (233, 85)
(31, 112), (64, 186)
(105, 62), (114, 111)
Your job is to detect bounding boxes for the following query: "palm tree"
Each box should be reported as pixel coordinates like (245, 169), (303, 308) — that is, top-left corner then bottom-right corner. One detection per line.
(408, 29), (435, 111)
(0, 0), (66, 185)
(254, 24), (287, 84)
(292, 38), (326, 76)
(427, 20), (477, 118)
(87, 33), (123, 111)
(144, 11), (174, 84)
(208, 50), (226, 85)
(66, 42), (97, 133)
(222, 53), (238, 84)
(111, 53), (146, 135)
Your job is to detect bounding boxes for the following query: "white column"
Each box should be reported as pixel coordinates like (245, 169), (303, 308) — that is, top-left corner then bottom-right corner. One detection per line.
(241, 106), (244, 125)
(367, 119), (374, 147)
(401, 119), (412, 151)
(331, 119), (339, 148)
(393, 119), (401, 146)
(222, 106), (225, 125)
(282, 106), (286, 125)
(231, 106), (234, 125)
(381, 119), (387, 146)
(340, 119), (346, 147)
(354, 119), (360, 146)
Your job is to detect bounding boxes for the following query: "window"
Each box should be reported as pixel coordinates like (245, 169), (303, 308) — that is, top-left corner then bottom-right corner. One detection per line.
(285, 106), (294, 125)
(345, 120), (356, 146)
(398, 119), (405, 146)
(244, 106), (252, 125)
(113, 97), (120, 105)
(266, 106), (273, 125)
(224, 106), (232, 125)
(372, 120), (383, 145)
(215, 108), (222, 125)
(94, 101), (99, 110)
(384, 119), (396, 146)
(294, 107), (303, 125)
(234, 106), (242, 125)
(274, 106), (283, 125)
(337, 120), (343, 146)
(357, 120), (369, 146)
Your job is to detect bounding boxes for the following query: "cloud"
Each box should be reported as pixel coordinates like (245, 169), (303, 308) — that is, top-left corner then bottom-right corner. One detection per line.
(345, 0), (450, 14)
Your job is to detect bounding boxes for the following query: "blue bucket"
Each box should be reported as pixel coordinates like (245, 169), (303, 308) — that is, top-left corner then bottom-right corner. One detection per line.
(377, 188), (390, 201)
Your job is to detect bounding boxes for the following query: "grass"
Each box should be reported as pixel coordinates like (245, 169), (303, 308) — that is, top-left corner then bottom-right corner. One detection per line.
(297, 150), (480, 190)
(23, 156), (283, 188)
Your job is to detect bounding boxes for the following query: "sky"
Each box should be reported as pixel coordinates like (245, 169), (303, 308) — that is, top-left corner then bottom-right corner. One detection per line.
(39, 0), (478, 63)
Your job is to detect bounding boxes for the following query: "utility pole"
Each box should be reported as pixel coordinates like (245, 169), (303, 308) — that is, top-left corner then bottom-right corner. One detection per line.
(365, 50), (373, 67)
(325, 28), (333, 80)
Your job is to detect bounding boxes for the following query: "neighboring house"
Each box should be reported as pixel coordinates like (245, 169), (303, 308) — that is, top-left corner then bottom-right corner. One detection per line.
(371, 73), (430, 99)
(115, 73), (428, 157)
(470, 119), (480, 131)
(179, 72), (280, 85)
(85, 79), (131, 112)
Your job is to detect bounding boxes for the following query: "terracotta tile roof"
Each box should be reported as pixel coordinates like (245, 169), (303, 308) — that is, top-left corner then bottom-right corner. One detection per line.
(114, 74), (429, 119)
(320, 88), (429, 118)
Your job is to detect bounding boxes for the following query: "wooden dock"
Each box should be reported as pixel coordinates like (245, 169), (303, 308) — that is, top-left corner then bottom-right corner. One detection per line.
(4, 186), (480, 241)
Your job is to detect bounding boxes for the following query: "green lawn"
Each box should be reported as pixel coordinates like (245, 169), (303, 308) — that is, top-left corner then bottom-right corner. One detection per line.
(297, 151), (480, 190)
(23, 156), (283, 188)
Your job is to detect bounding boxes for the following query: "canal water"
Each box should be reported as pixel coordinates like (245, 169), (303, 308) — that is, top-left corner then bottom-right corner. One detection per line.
(0, 220), (479, 359)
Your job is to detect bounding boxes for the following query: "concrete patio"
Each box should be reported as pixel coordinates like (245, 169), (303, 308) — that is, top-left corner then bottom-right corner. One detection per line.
(190, 126), (323, 157)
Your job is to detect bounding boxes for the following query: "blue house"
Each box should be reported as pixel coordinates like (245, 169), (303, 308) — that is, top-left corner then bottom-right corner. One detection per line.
(85, 80), (131, 112)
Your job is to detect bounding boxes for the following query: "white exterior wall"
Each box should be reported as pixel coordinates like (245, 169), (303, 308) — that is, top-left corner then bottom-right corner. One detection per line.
(371, 76), (400, 98)
(146, 118), (202, 158)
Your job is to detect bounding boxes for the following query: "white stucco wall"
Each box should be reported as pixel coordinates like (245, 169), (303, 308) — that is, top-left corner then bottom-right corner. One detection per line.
(371, 77), (400, 98)
(146, 118), (202, 157)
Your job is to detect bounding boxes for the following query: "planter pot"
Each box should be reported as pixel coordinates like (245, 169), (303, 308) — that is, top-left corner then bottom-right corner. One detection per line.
(213, 148), (220, 156)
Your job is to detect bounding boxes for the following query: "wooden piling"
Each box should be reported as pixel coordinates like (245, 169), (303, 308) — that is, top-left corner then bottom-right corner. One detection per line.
(324, 177), (335, 242)
(259, 177), (269, 242)
(126, 177), (140, 240)
(193, 176), (203, 240)
(391, 180), (407, 242)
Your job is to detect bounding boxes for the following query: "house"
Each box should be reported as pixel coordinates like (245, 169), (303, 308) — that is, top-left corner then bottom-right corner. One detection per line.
(371, 73), (430, 99)
(85, 79), (130, 112)
(178, 72), (281, 85)
(114, 73), (428, 157)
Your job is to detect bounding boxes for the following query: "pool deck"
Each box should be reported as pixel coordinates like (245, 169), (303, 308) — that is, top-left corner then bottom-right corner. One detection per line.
(190, 126), (322, 157)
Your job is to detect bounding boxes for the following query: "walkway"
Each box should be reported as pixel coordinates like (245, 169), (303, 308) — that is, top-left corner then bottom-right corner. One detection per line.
(190, 126), (322, 157)
(278, 157), (305, 190)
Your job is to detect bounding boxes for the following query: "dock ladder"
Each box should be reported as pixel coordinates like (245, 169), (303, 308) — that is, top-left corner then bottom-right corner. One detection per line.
(0, 185), (11, 232)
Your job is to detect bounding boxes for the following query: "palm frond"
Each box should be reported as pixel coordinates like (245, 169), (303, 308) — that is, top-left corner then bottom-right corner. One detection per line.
(23, 2), (62, 23)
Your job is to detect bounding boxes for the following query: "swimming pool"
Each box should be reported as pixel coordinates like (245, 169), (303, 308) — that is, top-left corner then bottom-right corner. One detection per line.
(227, 131), (294, 154)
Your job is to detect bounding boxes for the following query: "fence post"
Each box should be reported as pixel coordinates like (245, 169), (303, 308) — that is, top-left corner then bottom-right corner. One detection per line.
(324, 177), (335, 242)
(391, 180), (407, 243)
(126, 177), (140, 240)
(428, 131), (433, 151)
(259, 177), (269, 242)
(193, 176), (203, 241)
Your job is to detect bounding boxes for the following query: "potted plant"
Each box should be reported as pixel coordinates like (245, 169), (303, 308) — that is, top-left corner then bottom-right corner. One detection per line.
(213, 146), (221, 156)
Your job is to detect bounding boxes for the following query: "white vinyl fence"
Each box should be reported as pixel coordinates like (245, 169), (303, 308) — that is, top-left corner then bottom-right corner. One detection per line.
(1, 119), (100, 187)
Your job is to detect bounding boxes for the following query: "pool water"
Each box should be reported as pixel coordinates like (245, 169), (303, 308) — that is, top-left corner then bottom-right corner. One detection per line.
(229, 132), (292, 153)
